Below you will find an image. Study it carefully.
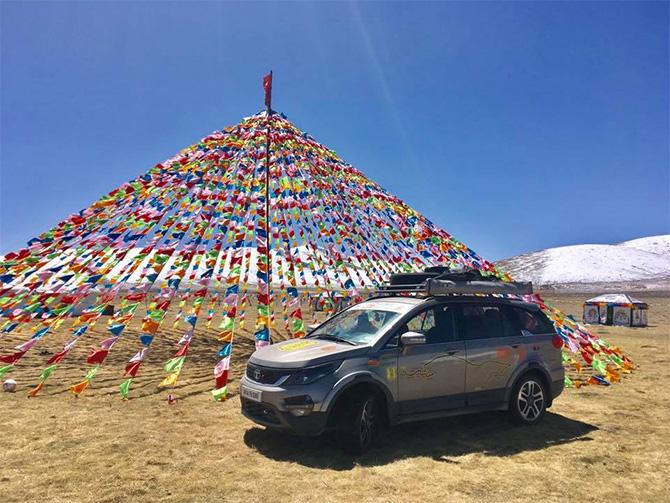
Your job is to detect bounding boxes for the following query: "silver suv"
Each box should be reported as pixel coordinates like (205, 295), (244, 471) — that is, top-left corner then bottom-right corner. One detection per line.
(240, 276), (564, 454)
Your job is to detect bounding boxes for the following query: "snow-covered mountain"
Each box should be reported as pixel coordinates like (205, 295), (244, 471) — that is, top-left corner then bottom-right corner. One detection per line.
(497, 235), (670, 291)
(619, 234), (670, 256)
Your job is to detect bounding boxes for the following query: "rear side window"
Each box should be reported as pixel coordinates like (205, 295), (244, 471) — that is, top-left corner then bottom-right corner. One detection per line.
(457, 304), (507, 340)
(507, 307), (555, 335)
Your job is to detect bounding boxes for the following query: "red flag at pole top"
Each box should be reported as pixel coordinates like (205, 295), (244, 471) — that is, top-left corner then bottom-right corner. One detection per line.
(263, 72), (272, 110)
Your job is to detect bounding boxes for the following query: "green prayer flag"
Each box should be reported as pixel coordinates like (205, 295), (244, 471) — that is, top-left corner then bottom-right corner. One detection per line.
(591, 356), (606, 375)
(54, 306), (71, 316)
(153, 254), (170, 265)
(85, 365), (100, 381)
(40, 364), (58, 381)
(25, 303), (40, 312)
(211, 386), (227, 401)
(0, 365), (13, 378)
(164, 356), (185, 374)
(219, 317), (234, 331)
(610, 354), (623, 366)
(119, 378), (132, 399)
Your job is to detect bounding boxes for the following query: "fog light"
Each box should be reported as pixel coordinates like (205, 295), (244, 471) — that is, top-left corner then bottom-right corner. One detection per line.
(284, 395), (314, 416)
(289, 407), (312, 417)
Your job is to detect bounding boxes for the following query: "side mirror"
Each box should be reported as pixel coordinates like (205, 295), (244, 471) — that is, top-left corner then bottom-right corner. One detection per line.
(400, 331), (426, 346)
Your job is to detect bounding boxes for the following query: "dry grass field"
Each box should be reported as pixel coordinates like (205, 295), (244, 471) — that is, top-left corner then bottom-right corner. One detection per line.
(1, 292), (668, 502)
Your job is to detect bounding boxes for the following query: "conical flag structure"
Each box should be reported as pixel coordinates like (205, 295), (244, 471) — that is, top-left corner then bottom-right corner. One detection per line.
(0, 109), (633, 400)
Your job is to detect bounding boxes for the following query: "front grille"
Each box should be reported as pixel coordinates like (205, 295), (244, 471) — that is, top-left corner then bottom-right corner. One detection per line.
(246, 363), (290, 385)
(242, 399), (281, 425)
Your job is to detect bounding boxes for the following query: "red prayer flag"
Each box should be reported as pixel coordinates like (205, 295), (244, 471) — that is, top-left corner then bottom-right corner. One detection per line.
(263, 72), (272, 110)
(86, 348), (109, 365)
(0, 350), (27, 365)
(47, 350), (69, 364)
(125, 292), (146, 302)
(124, 360), (142, 377)
(174, 343), (189, 358)
(215, 370), (228, 389)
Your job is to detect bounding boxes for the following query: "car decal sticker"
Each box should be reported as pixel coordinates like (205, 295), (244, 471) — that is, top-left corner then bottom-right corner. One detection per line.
(277, 340), (319, 352)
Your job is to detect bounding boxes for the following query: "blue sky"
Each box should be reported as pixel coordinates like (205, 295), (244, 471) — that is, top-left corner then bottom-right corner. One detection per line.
(1, 1), (668, 261)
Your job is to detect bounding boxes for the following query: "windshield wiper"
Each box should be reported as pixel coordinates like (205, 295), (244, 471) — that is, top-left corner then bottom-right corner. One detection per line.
(312, 334), (358, 346)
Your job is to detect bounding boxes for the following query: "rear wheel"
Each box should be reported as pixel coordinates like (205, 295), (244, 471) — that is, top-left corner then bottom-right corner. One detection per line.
(336, 393), (379, 455)
(509, 376), (546, 425)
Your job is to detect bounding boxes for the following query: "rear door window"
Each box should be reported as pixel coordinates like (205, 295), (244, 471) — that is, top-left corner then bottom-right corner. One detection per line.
(457, 304), (506, 340)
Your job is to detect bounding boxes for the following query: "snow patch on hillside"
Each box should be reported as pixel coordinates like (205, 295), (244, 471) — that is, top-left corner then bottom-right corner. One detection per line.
(497, 235), (670, 289)
(618, 235), (670, 256)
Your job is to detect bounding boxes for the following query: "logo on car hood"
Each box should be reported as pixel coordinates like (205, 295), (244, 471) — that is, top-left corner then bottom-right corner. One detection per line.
(277, 340), (319, 352)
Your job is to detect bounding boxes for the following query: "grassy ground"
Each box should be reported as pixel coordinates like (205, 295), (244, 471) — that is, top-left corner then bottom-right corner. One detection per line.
(1, 292), (668, 502)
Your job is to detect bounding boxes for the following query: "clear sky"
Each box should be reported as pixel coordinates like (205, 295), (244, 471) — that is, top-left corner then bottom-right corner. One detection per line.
(1, 1), (668, 261)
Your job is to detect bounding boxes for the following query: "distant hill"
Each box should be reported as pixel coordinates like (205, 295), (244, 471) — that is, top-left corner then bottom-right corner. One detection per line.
(618, 235), (670, 256)
(496, 235), (670, 291)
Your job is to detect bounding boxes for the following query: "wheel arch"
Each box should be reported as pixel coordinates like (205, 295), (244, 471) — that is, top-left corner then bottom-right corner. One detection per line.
(505, 361), (554, 407)
(324, 375), (394, 428)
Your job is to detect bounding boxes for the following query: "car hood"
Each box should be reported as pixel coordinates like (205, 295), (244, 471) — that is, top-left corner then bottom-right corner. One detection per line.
(249, 338), (369, 368)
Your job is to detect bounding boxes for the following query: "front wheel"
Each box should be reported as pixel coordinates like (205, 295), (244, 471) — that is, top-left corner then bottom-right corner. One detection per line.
(509, 376), (546, 425)
(337, 393), (379, 455)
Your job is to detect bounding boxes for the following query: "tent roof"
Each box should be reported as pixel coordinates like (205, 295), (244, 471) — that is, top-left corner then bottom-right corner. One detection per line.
(585, 293), (647, 306)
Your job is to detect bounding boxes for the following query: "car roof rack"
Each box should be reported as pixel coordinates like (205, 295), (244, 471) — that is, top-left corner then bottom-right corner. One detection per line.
(376, 278), (533, 297)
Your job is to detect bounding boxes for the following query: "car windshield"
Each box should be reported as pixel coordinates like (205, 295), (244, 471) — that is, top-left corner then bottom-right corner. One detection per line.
(309, 307), (402, 345)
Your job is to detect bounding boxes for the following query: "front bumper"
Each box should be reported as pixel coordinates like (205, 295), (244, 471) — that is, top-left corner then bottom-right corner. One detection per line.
(239, 375), (332, 436)
(241, 398), (329, 436)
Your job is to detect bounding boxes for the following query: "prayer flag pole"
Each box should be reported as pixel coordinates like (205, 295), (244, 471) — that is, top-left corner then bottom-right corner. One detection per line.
(263, 71), (273, 340)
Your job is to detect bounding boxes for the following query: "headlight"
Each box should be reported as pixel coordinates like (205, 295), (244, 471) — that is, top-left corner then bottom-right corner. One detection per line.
(284, 361), (341, 386)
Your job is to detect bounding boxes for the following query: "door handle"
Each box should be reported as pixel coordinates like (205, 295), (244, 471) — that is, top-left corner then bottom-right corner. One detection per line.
(445, 350), (458, 356)
(511, 344), (521, 349)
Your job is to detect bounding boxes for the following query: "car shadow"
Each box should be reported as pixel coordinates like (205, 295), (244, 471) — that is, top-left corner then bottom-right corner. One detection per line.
(243, 411), (598, 470)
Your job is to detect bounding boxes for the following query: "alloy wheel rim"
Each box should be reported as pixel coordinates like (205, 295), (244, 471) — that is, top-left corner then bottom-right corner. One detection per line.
(517, 381), (544, 421)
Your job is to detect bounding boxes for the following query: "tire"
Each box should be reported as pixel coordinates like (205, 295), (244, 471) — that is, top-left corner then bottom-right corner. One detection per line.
(509, 375), (547, 425)
(336, 393), (379, 455)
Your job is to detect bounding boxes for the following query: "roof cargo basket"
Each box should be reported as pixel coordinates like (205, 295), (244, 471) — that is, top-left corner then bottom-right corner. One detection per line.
(425, 278), (532, 296)
(381, 266), (532, 297)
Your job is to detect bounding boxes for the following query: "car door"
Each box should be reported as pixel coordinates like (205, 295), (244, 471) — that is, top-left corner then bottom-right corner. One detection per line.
(397, 304), (466, 414)
(458, 302), (523, 406)
(507, 305), (563, 382)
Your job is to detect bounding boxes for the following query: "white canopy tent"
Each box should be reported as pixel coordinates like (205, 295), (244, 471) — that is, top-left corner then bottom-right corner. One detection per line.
(583, 293), (648, 327)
